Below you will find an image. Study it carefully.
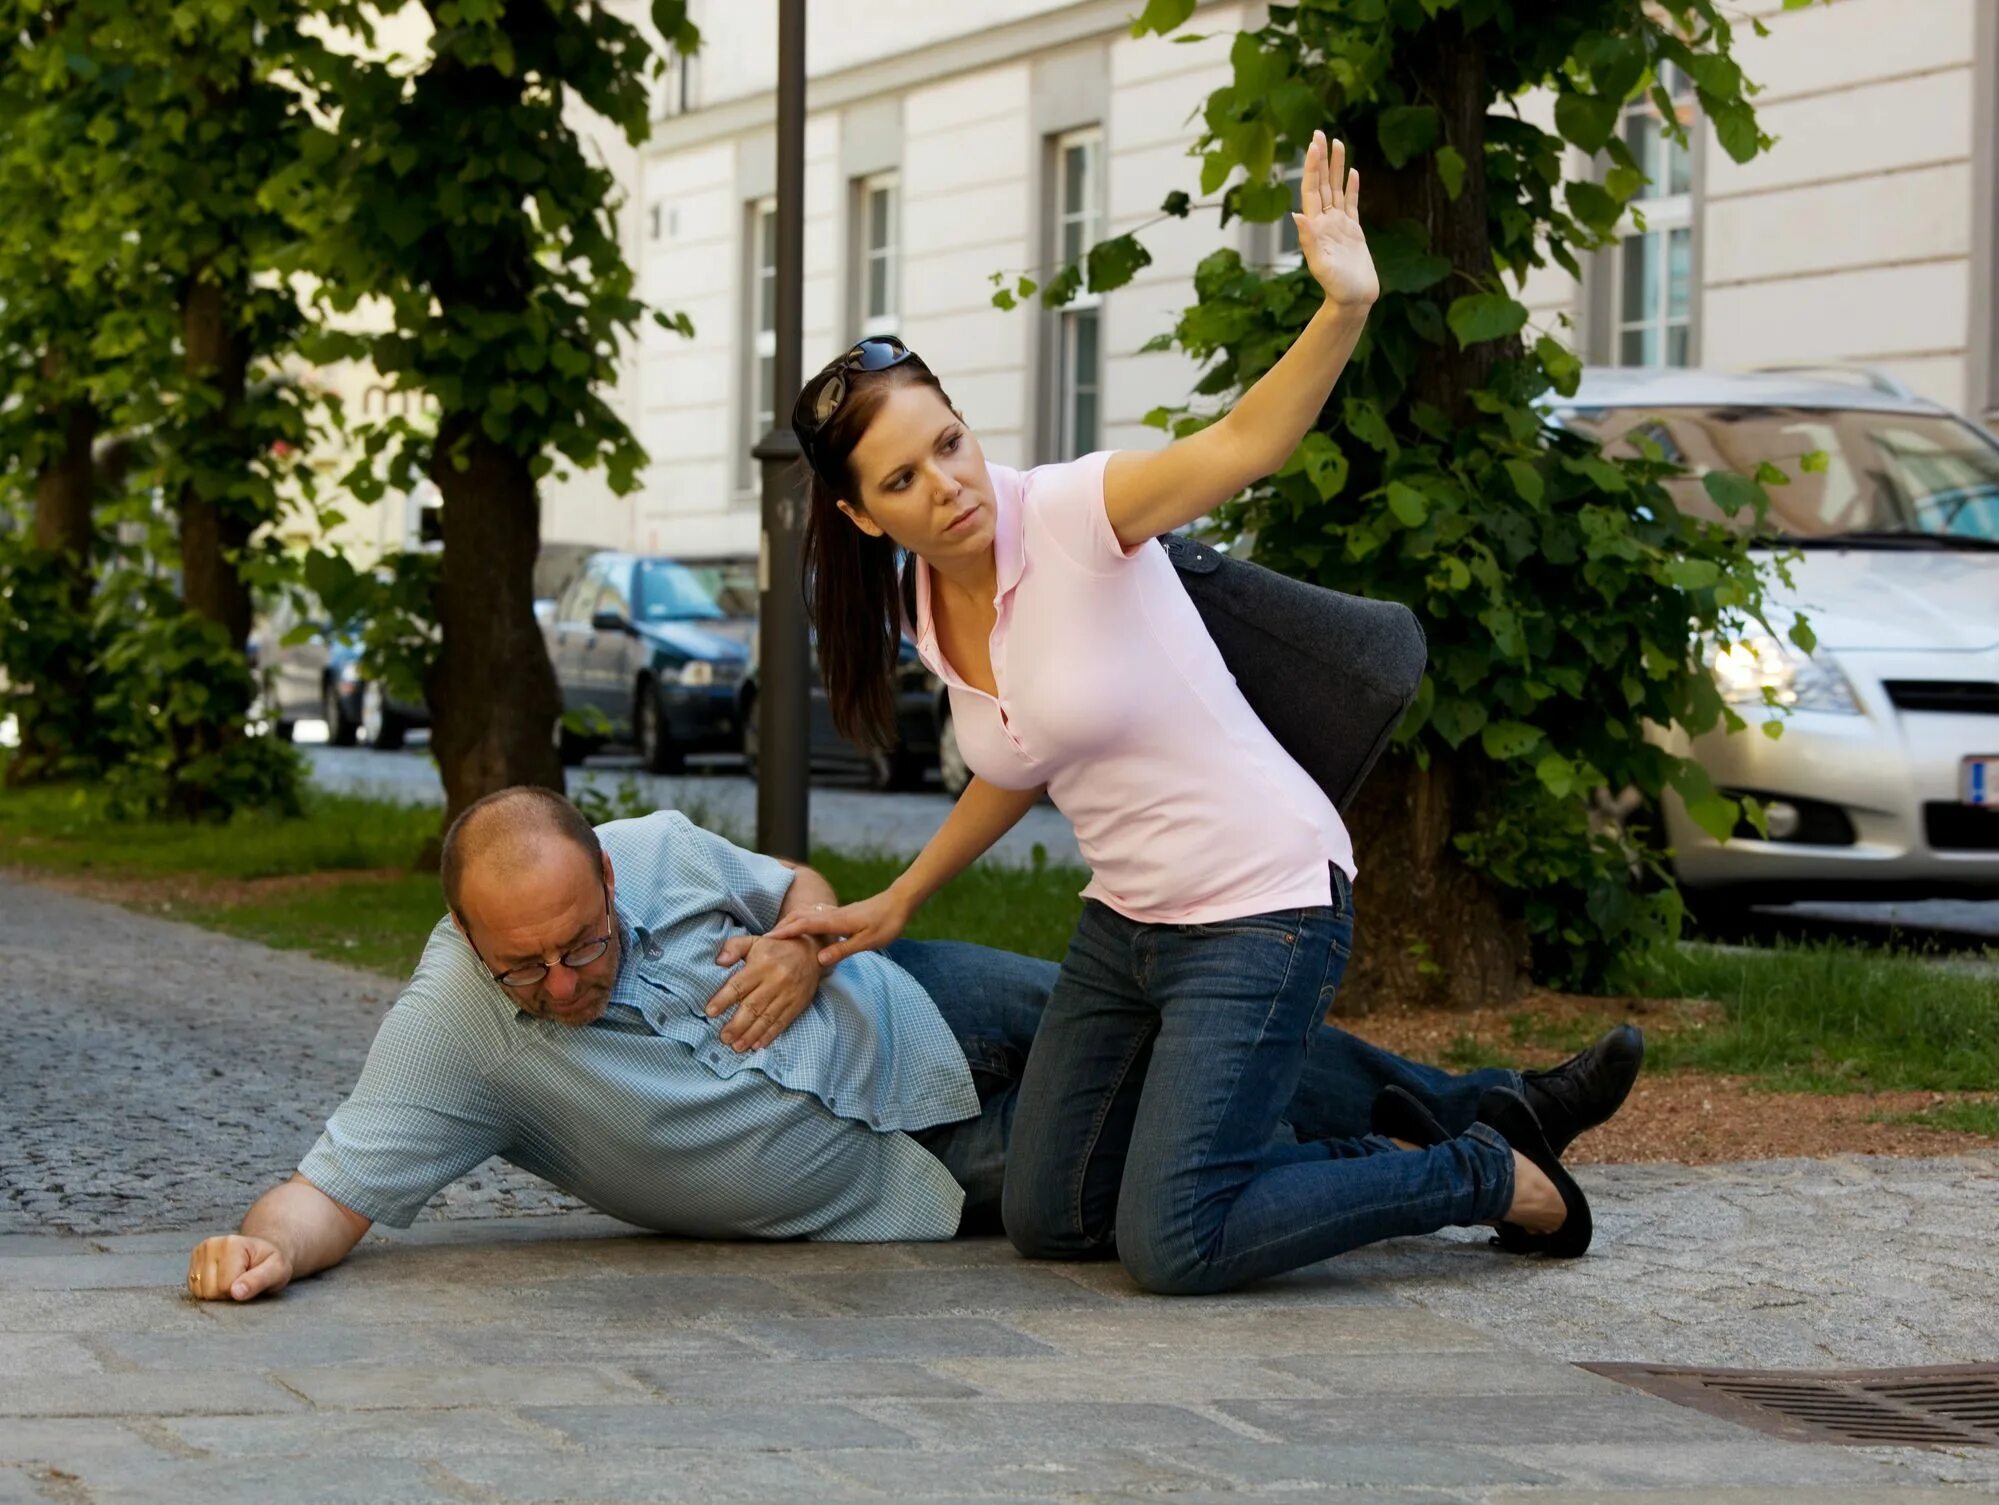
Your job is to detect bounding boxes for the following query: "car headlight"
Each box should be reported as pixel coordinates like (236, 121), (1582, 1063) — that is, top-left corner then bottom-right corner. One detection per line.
(672, 661), (715, 688)
(1709, 633), (1858, 714)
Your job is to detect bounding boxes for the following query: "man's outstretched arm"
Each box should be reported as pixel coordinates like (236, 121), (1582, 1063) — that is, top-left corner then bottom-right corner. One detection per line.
(187, 1174), (372, 1302)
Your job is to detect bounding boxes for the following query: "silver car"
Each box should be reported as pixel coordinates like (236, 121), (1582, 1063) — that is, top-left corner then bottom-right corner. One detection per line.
(1551, 366), (1999, 905)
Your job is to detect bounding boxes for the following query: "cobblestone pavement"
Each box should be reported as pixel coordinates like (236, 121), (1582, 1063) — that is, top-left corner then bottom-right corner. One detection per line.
(3, 875), (1995, 1502)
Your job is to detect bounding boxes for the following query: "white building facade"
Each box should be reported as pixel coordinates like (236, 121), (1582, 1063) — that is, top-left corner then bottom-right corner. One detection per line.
(539, 0), (1999, 560)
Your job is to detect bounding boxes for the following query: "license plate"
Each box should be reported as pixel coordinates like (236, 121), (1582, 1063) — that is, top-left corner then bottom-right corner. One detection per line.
(1965, 757), (1999, 808)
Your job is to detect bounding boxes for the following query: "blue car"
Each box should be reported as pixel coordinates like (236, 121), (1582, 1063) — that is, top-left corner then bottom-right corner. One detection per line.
(544, 553), (751, 771)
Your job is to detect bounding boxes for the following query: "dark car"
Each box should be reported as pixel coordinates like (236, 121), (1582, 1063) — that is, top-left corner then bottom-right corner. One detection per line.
(738, 633), (955, 792)
(545, 553), (750, 772)
(250, 596), (429, 750)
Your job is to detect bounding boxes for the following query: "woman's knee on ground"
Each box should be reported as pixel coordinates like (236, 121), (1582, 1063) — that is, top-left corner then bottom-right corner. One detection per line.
(1000, 1177), (1112, 1261)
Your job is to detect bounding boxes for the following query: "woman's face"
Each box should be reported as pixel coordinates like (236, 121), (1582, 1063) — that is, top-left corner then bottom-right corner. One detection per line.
(837, 381), (993, 565)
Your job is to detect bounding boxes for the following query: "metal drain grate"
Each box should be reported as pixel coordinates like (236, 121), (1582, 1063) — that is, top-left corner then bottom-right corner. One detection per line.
(1583, 1363), (1999, 1448)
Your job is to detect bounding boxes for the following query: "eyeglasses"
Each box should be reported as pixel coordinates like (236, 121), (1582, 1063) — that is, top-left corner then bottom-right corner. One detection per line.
(792, 336), (914, 466)
(470, 882), (615, 990)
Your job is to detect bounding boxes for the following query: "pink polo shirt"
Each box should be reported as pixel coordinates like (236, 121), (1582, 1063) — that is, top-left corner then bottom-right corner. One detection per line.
(913, 451), (1356, 926)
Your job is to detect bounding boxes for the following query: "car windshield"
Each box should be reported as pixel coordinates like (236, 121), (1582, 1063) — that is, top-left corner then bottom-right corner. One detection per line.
(677, 560), (759, 618)
(634, 560), (728, 621)
(1559, 405), (1999, 545)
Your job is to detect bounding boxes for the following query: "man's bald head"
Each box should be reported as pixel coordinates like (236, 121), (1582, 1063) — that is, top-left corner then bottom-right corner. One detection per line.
(440, 787), (604, 921)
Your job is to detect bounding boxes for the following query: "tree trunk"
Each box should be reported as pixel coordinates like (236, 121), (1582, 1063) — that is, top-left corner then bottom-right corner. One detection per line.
(1335, 14), (1531, 1008)
(1336, 754), (1529, 1013)
(5, 391), (98, 788)
(1368, 13), (1505, 427)
(177, 272), (253, 649)
(426, 415), (566, 836)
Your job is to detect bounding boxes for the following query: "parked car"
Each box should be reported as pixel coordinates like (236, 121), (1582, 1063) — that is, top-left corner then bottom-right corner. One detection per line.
(1550, 365), (1999, 905)
(738, 632), (952, 792)
(545, 552), (750, 771)
(249, 596), (429, 750)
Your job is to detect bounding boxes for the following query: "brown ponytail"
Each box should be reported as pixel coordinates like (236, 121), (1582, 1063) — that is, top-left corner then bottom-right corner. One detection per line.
(795, 352), (955, 750)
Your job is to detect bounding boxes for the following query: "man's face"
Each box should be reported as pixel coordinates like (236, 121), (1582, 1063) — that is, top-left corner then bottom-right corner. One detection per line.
(455, 843), (621, 1025)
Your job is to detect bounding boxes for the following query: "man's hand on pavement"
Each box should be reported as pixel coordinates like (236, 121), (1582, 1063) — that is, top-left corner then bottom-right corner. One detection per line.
(705, 932), (825, 1052)
(186, 1233), (293, 1302)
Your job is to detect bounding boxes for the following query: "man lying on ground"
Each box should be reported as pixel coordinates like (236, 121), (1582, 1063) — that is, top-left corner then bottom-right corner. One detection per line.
(187, 787), (1643, 1301)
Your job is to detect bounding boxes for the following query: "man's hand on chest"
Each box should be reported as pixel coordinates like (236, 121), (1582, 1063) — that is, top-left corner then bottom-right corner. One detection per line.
(704, 931), (827, 1052)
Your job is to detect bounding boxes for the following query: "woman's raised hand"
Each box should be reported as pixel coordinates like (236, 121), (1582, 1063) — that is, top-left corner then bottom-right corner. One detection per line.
(1295, 130), (1377, 311)
(765, 888), (914, 968)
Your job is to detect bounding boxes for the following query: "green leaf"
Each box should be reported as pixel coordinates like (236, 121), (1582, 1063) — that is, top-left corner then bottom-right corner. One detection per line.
(1159, 190), (1192, 218)
(1662, 558), (1720, 590)
(1434, 145), (1466, 201)
(1480, 720), (1543, 760)
(1280, 431), (1350, 500)
(1368, 223), (1451, 294)
(1535, 751), (1578, 797)
(1710, 99), (1760, 164)
(1787, 617), (1818, 654)
(1430, 695), (1488, 748)
(1503, 459), (1544, 505)
(1446, 292), (1528, 348)
(1086, 234), (1153, 294)
(1564, 180), (1621, 232)
(1701, 471), (1767, 518)
(1536, 335), (1583, 396)
(1554, 91), (1620, 153)
(1130, 0), (1197, 37)
(1386, 481), (1430, 527)
(1377, 105), (1442, 169)
(1685, 793), (1741, 843)
(1800, 448), (1829, 473)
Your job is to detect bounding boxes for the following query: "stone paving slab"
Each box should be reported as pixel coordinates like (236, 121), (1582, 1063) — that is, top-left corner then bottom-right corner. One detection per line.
(7, 874), (1999, 1500)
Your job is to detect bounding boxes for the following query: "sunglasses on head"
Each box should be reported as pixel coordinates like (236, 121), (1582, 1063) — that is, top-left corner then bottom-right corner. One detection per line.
(792, 336), (915, 466)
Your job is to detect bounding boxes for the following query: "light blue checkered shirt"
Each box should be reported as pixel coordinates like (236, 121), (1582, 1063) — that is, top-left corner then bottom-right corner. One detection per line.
(299, 811), (980, 1240)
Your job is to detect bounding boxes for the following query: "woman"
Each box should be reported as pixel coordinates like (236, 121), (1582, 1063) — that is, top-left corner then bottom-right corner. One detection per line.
(769, 132), (1586, 1293)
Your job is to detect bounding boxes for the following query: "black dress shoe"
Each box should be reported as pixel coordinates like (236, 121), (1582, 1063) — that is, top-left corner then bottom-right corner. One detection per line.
(1477, 1087), (1592, 1258)
(1370, 1085), (1449, 1147)
(1519, 1024), (1644, 1156)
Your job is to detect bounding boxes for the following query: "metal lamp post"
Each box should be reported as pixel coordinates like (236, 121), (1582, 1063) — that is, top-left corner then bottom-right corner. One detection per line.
(752, 0), (810, 859)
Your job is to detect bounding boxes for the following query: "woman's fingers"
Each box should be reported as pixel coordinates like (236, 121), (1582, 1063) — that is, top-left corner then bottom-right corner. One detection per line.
(1299, 131), (1323, 218)
(1327, 136), (1345, 214)
(1346, 167), (1360, 221)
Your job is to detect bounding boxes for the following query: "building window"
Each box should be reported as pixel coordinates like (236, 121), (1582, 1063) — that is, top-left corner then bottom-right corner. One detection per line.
(857, 173), (899, 338)
(746, 197), (777, 471)
(656, 50), (696, 119)
(1615, 65), (1696, 368)
(1054, 128), (1104, 459)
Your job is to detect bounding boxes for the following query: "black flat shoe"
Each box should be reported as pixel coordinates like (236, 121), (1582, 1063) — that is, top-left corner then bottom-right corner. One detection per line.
(1370, 1085), (1450, 1148)
(1477, 1086), (1592, 1259)
(1520, 1024), (1644, 1156)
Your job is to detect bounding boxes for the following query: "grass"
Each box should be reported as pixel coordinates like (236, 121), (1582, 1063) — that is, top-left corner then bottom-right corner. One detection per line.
(1873, 1101), (1999, 1138)
(1638, 941), (1999, 1094)
(0, 780), (437, 881)
(0, 779), (1088, 976)
(3, 777), (1991, 1107)
(1382, 937), (1999, 1102)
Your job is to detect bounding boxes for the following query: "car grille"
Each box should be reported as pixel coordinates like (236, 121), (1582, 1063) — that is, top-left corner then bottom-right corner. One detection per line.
(1883, 681), (1999, 715)
(1925, 803), (1999, 853)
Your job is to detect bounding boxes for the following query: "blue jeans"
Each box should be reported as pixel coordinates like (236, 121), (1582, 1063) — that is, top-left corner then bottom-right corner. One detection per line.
(994, 874), (1519, 1294)
(887, 923), (1518, 1266)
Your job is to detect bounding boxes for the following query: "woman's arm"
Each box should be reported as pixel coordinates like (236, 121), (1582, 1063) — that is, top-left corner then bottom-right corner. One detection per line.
(1104, 129), (1378, 551)
(765, 776), (1045, 965)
